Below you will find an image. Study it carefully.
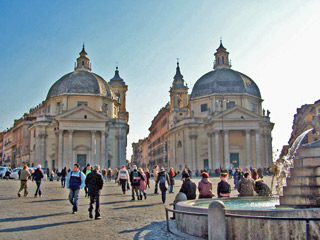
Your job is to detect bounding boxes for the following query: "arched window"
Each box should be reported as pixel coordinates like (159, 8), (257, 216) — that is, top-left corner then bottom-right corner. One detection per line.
(177, 141), (182, 148)
(218, 57), (220, 64)
(222, 56), (224, 64)
(82, 61), (84, 66)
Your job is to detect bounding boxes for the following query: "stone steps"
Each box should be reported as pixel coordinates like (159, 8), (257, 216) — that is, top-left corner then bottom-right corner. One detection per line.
(290, 166), (320, 177)
(280, 195), (320, 206)
(293, 157), (320, 168)
(283, 185), (320, 196)
(286, 176), (320, 186)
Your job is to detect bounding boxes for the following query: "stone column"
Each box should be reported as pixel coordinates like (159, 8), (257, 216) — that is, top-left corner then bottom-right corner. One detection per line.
(58, 130), (63, 170)
(39, 133), (47, 167)
(224, 130), (230, 169)
(91, 130), (96, 165)
(100, 130), (105, 168)
(69, 130), (74, 168)
(207, 133), (212, 170)
(189, 134), (197, 172)
(246, 129), (251, 167)
(35, 129), (40, 166)
(255, 130), (261, 168)
(215, 130), (220, 169)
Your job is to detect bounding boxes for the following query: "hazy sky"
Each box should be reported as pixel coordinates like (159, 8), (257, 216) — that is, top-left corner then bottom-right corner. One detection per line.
(1, 0), (320, 160)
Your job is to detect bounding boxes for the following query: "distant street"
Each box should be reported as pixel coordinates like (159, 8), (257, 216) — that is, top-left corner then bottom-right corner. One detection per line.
(0, 176), (273, 240)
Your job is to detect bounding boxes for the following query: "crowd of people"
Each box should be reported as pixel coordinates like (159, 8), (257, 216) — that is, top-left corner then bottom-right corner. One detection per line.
(12, 163), (272, 221)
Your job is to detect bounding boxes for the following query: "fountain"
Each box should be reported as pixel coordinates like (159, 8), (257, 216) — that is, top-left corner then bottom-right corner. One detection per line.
(171, 121), (320, 239)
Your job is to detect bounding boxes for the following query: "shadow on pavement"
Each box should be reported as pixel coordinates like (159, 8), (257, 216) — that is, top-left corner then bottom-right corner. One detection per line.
(0, 212), (69, 223)
(101, 200), (130, 205)
(30, 198), (68, 203)
(113, 203), (163, 210)
(0, 220), (85, 233)
(119, 221), (173, 240)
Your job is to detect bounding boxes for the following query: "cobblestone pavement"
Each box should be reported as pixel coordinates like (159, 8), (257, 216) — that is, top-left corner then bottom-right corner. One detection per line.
(0, 176), (273, 240)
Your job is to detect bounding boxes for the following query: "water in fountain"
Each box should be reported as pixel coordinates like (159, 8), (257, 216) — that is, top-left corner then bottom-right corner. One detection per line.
(271, 128), (313, 196)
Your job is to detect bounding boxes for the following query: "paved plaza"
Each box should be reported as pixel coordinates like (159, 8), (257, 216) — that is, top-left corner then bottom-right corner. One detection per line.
(0, 176), (273, 240)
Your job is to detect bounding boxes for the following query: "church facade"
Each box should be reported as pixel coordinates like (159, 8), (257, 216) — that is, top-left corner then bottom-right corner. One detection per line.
(26, 46), (129, 170)
(166, 42), (274, 171)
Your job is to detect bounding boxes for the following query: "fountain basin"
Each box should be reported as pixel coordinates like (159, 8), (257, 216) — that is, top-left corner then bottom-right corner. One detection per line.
(175, 197), (320, 239)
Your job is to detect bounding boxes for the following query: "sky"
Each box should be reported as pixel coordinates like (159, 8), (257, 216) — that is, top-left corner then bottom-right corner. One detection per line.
(1, 0), (320, 160)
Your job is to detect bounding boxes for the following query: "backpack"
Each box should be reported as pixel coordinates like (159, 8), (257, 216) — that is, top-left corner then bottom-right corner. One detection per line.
(159, 175), (166, 184)
(132, 171), (140, 184)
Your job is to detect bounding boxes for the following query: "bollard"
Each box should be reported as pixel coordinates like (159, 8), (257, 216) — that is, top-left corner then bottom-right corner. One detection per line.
(208, 200), (226, 240)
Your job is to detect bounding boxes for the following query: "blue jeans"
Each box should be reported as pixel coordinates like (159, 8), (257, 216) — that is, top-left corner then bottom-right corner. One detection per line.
(35, 181), (42, 196)
(69, 189), (80, 212)
(169, 185), (174, 193)
(161, 190), (166, 203)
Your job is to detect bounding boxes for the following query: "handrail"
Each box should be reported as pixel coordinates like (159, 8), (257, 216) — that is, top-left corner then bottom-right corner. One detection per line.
(165, 205), (320, 240)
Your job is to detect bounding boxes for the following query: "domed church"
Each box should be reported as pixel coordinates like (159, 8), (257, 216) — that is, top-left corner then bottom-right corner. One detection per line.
(28, 45), (129, 170)
(166, 41), (274, 171)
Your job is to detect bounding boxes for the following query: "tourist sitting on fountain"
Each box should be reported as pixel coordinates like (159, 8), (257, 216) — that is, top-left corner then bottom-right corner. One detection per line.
(254, 177), (272, 196)
(179, 173), (196, 200)
(252, 168), (258, 180)
(198, 172), (214, 199)
(217, 172), (231, 198)
(237, 172), (255, 197)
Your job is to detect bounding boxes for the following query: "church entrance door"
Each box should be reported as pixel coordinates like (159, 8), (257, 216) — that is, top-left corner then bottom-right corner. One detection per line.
(230, 153), (239, 168)
(77, 154), (87, 169)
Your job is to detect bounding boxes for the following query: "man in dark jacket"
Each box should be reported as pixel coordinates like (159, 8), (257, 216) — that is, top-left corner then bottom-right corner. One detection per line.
(85, 165), (104, 220)
(179, 172), (196, 200)
(32, 164), (44, 198)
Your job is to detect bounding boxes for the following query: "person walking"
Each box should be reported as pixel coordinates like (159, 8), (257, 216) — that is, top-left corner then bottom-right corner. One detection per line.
(168, 167), (176, 194)
(117, 165), (130, 194)
(17, 165), (31, 197)
(217, 172), (231, 198)
(138, 168), (147, 200)
(114, 168), (119, 183)
(85, 165), (104, 220)
(130, 165), (143, 201)
(145, 168), (151, 188)
(60, 167), (68, 188)
(153, 165), (159, 194)
(198, 172), (214, 199)
(66, 163), (86, 214)
(155, 167), (170, 204)
(83, 164), (92, 197)
(32, 164), (44, 198)
(102, 167), (107, 182)
(107, 168), (113, 182)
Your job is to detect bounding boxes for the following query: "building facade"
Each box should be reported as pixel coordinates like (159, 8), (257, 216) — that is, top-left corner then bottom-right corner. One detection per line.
(166, 41), (274, 172)
(288, 99), (320, 146)
(2, 46), (129, 170)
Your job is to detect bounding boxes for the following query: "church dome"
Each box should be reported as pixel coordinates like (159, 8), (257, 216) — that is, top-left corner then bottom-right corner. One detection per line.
(191, 41), (261, 99)
(46, 70), (115, 99)
(46, 45), (115, 100)
(190, 68), (261, 99)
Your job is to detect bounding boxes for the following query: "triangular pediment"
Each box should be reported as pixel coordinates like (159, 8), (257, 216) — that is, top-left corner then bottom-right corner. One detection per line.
(214, 106), (260, 120)
(56, 105), (108, 121)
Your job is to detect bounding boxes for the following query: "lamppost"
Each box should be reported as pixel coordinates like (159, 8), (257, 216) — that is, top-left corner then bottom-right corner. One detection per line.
(216, 95), (229, 169)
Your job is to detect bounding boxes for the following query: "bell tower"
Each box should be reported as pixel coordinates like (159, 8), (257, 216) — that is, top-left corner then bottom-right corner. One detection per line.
(169, 60), (189, 122)
(109, 66), (129, 123)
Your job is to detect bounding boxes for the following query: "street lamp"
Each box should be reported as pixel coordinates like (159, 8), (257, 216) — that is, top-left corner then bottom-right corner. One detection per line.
(216, 95), (229, 169)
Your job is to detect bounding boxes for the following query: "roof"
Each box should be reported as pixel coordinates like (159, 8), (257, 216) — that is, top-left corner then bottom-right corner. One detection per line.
(46, 70), (115, 99)
(190, 68), (261, 99)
